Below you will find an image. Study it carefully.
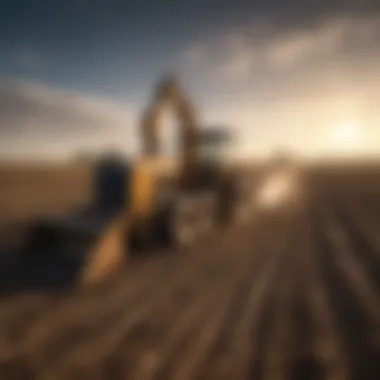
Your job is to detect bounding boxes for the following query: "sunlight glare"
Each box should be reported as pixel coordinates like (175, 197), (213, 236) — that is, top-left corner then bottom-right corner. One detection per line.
(330, 121), (364, 153)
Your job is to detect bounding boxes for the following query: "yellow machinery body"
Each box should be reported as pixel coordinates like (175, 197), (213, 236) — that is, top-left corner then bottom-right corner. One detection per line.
(27, 76), (247, 288)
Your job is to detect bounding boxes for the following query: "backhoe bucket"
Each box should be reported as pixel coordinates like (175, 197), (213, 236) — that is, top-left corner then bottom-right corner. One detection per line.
(78, 216), (129, 287)
(25, 211), (130, 289)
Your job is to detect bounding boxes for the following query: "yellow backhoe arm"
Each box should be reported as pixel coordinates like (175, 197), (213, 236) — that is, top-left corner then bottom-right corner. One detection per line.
(140, 76), (199, 188)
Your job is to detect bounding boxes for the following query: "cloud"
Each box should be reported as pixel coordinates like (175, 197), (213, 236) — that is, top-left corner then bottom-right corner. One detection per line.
(267, 16), (380, 69)
(180, 31), (257, 81)
(180, 15), (380, 80)
(0, 79), (138, 159)
(265, 20), (346, 68)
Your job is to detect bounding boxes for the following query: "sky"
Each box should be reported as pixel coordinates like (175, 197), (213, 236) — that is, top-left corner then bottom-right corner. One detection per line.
(1, 0), (380, 161)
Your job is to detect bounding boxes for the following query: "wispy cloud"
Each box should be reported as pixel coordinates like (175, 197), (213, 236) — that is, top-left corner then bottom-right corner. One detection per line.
(0, 79), (138, 159)
(180, 31), (257, 81)
(265, 20), (346, 68)
(180, 15), (380, 80)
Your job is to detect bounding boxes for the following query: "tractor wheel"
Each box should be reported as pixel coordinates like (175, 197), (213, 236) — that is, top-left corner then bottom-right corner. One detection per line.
(171, 196), (200, 248)
(168, 193), (216, 249)
(194, 192), (217, 236)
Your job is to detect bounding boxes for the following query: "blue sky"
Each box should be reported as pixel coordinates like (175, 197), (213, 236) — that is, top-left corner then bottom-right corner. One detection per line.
(1, 0), (380, 160)
(0, 1), (248, 97)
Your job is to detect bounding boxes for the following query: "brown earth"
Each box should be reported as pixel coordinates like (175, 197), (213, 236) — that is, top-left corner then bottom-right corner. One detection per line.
(0, 164), (378, 380)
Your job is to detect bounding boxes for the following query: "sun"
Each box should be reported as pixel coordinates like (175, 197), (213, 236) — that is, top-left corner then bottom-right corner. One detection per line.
(329, 121), (364, 153)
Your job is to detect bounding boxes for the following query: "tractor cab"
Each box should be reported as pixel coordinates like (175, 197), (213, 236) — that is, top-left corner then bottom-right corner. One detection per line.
(94, 153), (131, 214)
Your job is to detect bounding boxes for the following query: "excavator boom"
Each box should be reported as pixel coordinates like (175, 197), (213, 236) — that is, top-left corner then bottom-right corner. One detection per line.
(141, 76), (199, 187)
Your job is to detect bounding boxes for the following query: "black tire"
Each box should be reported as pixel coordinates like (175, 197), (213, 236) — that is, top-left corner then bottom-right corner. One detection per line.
(162, 193), (217, 249)
(171, 196), (201, 248)
(193, 192), (217, 236)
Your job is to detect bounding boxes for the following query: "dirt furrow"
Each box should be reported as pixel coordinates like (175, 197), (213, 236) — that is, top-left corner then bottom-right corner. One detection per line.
(29, 224), (261, 379)
(305, 206), (349, 380)
(119, 233), (260, 380)
(168, 222), (288, 380)
(338, 195), (380, 262)
(194, 216), (295, 380)
(260, 221), (304, 380)
(320, 202), (380, 346)
(313, 199), (380, 380)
